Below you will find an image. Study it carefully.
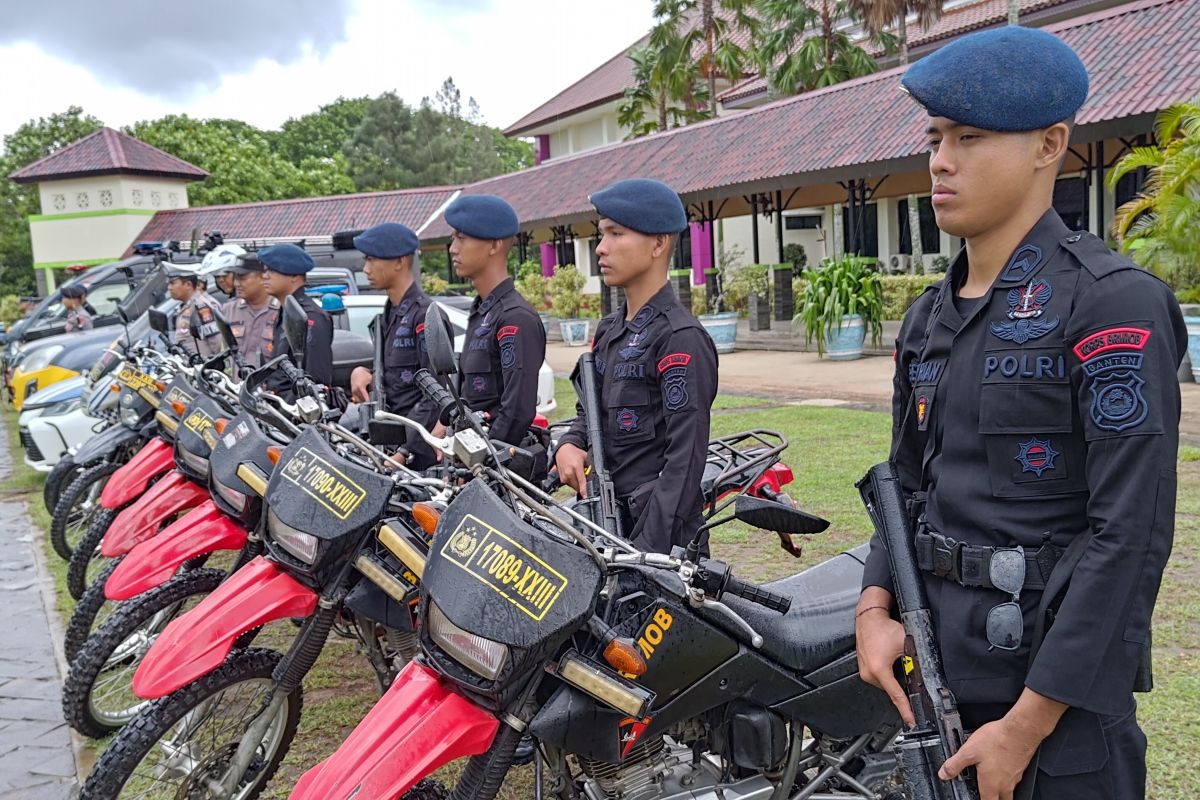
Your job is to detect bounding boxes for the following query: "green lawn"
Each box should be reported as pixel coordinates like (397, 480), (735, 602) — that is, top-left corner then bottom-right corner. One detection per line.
(5, 389), (1197, 799)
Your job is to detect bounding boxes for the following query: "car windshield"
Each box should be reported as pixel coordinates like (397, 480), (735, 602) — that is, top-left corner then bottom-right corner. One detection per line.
(344, 302), (467, 341)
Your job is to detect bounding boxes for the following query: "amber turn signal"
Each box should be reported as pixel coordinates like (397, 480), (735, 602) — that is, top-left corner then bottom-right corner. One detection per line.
(171, 401), (187, 416)
(214, 418), (229, 435)
(603, 638), (647, 677)
(109, 384), (121, 393)
(267, 446), (282, 466)
(412, 503), (441, 535)
(155, 381), (167, 392)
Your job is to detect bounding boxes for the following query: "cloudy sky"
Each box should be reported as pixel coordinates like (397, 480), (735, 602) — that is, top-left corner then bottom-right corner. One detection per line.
(0, 0), (656, 140)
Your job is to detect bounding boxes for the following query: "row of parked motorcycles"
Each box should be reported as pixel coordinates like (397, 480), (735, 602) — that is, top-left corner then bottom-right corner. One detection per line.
(44, 297), (906, 800)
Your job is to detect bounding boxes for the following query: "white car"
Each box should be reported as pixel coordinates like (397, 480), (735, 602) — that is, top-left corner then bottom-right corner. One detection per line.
(18, 376), (111, 471)
(338, 293), (556, 417)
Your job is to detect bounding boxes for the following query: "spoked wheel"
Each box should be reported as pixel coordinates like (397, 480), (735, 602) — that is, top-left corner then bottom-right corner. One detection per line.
(44, 456), (82, 513)
(68, 505), (121, 600)
(51, 462), (120, 562)
(78, 648), (301, 800)
(65, 559), (124, 663)
(63, 569), (225, 738)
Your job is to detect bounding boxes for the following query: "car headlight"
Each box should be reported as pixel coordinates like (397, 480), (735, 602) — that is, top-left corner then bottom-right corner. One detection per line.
(428, 601), (509, 680)
(212, 478), (249, 515)
(21, 345), (64, 373)
(42, 398), (82, 417)
(267, 508), (319, 564)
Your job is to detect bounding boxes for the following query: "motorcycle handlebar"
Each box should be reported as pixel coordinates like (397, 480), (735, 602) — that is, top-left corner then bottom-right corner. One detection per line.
(723, 574), (791, 614)
(415, 369), (456, 426)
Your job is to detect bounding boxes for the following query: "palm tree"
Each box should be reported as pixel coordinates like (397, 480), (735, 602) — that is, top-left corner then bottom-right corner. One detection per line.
(754, 0), (884, 96)
(618, 23), (712, 139)
(1109, 99), (1200, 289)
(651, 0), (758, 117)
(848, 0), (945, 272)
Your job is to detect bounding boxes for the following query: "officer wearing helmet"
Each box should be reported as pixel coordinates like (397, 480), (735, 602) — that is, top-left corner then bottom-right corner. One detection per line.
(203, 244), (245, 305)
(167, 264), (224, 359)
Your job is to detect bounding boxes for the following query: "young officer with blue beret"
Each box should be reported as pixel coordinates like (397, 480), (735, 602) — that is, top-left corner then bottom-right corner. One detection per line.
(348, 222), (447, 469)
(259, 243), (334, 389)
(447, 195), (547, 456)
(555, 179), (718, 555)
(855, 27), (1184, 800)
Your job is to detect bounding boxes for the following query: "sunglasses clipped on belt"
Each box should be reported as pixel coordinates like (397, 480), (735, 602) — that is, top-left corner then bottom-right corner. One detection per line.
(985, 545), (1027, 652)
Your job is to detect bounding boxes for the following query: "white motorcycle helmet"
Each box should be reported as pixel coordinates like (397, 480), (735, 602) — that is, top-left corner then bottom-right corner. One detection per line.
(200, 244), (246, 276)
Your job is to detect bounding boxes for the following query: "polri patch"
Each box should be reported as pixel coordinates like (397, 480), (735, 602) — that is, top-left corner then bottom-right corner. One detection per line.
(989, 278), (1060, 344)
(658, 352), (692, 412)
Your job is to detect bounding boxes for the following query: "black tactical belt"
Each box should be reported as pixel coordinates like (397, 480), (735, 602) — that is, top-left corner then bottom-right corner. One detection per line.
(915, 529), (1063, 591)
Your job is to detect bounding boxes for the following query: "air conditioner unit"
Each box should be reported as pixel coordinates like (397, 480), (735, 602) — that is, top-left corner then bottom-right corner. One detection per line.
(889, 254), (912, 273)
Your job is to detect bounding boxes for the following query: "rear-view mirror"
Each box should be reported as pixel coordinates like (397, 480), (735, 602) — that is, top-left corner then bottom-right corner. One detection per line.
(733, 494), (830, 535)
(283, 295), (308, 361)
(148, 308), (171, 334)
(423, 304), (456, 377)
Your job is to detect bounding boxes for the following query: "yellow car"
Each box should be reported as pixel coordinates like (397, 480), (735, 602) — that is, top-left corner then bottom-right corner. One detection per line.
(10, 328), (120, 410)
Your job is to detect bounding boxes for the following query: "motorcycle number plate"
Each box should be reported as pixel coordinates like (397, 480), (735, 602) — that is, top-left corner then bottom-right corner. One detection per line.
(117, 366), (156, 392)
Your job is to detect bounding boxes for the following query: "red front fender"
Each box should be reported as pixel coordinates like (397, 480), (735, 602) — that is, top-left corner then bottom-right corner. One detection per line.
(133, 556), (318, 699)
(101, 471), (210, 558)
(100, 438), (175, 509)
(105, 501), (248, 601)
(290, 662), (499, 800)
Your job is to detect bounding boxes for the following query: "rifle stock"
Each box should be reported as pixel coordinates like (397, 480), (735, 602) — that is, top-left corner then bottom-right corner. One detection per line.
(577, 351), (624, 540)
(858, 462), (979, 800)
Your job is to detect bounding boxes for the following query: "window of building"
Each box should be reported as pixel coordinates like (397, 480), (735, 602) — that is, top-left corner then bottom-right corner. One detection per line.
(842, 202), (879, 258)
(1054, 177), (1087, 231)
(897, 197), (941, 254)
(785, 215), (822, 231)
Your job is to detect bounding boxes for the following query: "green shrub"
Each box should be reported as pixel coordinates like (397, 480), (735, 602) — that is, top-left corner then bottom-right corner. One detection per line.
(420, 273), (449, 297)
(691, 285), (707, 317)
(515, 270), (549, 311)
(783, 243), (808, 271)
(1176, 286), (1200, 305)
(721, 263), (772, 314)
(0, 295), (21, 327)
(880, 273), (941, 319)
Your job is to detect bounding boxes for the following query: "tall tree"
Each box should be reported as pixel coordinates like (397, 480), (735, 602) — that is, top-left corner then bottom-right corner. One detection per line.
(618, 13), (712, 138)
(128, 115), (354, 206)
(0, 107), (104, 295)
(655, 0), (758, 117)
(754, 0), (884, 96)
(274, 96), (371, 165)
(848, 0), (944, 270)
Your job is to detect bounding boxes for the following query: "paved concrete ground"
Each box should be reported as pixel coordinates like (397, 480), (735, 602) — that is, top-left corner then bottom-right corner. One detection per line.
(0, 436), (79, 798)
(548, 342), (1200, 444)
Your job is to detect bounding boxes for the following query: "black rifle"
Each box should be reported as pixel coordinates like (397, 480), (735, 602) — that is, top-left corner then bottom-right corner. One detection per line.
(858, 462), (979, 800)
(576, 351), (624, 540)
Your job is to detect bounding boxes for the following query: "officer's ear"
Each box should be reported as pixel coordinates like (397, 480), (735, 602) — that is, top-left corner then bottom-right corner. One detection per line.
(651, 233), (676, 261)
(1038, 119), (1073, 171)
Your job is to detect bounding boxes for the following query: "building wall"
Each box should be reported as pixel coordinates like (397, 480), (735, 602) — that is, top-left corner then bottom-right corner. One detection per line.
(541, 103), (626, 161)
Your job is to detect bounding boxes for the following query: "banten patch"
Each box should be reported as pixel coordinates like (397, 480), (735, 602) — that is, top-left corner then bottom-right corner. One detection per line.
(658, 352), (691, 412)
(1089, 371), (1148, 432)
(1015, 437), (1059, 477)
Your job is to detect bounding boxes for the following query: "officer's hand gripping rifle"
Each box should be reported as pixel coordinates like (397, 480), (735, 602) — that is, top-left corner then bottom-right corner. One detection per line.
(857, 462), (979, 800)
(576, 351), (624, 540)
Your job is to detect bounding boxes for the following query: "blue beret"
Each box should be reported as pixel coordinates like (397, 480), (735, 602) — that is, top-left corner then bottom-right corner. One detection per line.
(901, 27), (1088, 132)
(259, 243), (315, 276)
(590, 178), (688, 235)
(444, 195), (519, 239)
(353, 222), (419, 259)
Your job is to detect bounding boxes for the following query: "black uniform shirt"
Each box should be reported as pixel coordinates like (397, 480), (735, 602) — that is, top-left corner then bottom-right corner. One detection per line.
(265, 288), (334, 389)
(559, 282), (719, 553)
(460, 278), (546, 446)
(864, 210), (1185, 714)
(378, 282), (445, 464)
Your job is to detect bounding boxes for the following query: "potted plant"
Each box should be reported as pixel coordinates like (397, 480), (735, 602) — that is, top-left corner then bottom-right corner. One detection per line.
(515, 267), (551, 332)
(549, 264), (589, 346)
(698, 243), (745, 353)
(797, 254), (884, 360)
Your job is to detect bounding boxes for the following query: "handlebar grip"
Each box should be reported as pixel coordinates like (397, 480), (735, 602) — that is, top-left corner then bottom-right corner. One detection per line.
(725, 574), (791, 614)
(415, 369), (456, 425)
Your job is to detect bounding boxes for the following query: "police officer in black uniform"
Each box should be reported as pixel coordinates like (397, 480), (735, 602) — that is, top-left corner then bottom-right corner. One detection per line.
(259, 243), (334, 389)
(348, 222), (445, 470)
(855, 28), (1184, 800)
(555, 179), (718, 554)
(447, 195), (546, 450)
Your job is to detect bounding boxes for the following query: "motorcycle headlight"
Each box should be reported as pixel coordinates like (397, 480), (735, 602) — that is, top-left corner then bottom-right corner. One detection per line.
(22, 345), (64, 373)
(267, 508), (319, 564)
(175, 445), (209, 476)
(212, 478), (249, 514)
(120, 403), (143, 427)
(428, 601), (509, 681)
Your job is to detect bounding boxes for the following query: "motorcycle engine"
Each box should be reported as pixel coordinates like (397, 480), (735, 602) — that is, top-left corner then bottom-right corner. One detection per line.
(577, 736), (774, 800)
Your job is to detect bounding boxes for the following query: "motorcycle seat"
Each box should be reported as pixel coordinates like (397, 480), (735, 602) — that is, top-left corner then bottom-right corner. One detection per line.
(704, 544), (868, 675)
